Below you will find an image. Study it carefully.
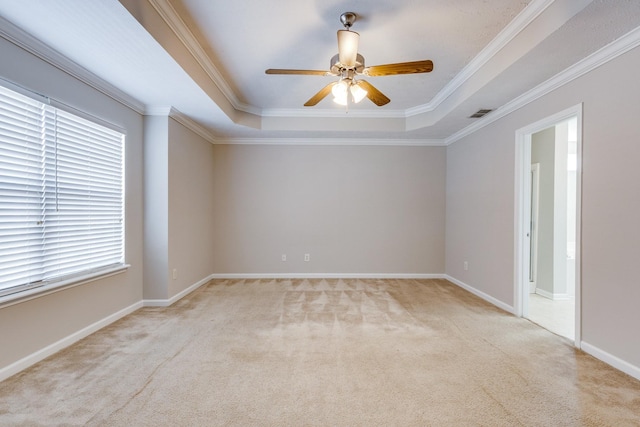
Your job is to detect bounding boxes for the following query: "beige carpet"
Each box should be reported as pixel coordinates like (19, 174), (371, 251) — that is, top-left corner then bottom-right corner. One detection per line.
(1, 278), (639, 426)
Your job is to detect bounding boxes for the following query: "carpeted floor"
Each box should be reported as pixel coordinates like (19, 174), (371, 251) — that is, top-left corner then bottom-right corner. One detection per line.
(1, 278), (639, 426)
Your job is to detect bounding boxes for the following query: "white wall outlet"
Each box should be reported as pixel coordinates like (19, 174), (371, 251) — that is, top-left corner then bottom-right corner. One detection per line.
(463, 261), (468, 271)
(172, 268), (178, 279)
(281, 254), (287, 262)
(304, 253), (310, 262)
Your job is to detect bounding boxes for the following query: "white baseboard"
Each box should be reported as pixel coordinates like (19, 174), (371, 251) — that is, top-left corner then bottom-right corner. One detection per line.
(444, 275), (516, 314)
(2, 273), (215, 382)
(5, 273), (638, 388)
(0, 300), (143, 383)
(581, 341), (640, 382)
(535, 288), (572, 301)
(535, 288), (554, 299)
(209, 273), (445, 280)
(143, 274), (215, 307)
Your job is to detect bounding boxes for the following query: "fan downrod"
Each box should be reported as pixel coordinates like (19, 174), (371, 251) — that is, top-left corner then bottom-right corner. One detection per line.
(340, 12), (357, 29)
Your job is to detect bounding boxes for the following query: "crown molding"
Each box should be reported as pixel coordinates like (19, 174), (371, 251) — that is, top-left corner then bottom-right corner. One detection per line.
(0, 15), (145, 114)
(147, 0), (253, 114)
(259, 107), (407, 119)
(144, 105), (219, 144)
(406, 0), (556, 118)
(5, 0), (625, 146)
(149, 22), (640, 150)
(145, 106), (173, 116)
(215, 137), (446, 146)
(169, 108), (219, 144)
(148, 0), (555, 122)
(444, 25), (640, 146)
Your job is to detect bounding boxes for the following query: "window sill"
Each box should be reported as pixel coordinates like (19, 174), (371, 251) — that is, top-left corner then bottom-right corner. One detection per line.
(0, 264), (130, 309)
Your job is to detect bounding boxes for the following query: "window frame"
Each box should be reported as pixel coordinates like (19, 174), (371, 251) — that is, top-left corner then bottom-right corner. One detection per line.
(0, 79), (128, 307)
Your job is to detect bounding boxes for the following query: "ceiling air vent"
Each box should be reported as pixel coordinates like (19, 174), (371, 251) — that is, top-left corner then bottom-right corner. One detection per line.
(469, 109), (493, 118)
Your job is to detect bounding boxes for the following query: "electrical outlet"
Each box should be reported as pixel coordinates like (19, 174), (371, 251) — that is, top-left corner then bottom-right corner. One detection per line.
(463, 261), (468, 271)
(172, 268), (178, 279)
(304, 254), (310, 262)
(281, 254), (287, 262)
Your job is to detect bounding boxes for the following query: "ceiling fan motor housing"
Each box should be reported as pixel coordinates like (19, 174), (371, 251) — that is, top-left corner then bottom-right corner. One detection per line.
(330, 53), (365, 75)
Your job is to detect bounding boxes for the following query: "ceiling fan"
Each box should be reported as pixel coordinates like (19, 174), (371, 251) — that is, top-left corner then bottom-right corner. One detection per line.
(265, 12), (433, 107)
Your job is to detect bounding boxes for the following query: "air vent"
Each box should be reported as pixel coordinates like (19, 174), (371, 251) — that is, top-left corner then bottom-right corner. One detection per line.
(469, 109), (493, 118)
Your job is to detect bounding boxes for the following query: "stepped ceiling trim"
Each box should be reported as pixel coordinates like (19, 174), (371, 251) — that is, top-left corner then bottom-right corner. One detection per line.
(148, 0), (555, 120)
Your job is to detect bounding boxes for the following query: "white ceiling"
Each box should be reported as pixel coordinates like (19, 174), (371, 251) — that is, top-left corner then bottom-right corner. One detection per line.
(1, 0), (639, 143)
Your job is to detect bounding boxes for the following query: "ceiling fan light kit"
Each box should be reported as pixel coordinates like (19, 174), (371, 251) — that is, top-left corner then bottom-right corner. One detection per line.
(349, 82), (368, 103)
(265, 12), (433, 108)
(331, 78), (368, 106)
(331, 79), (349, 105)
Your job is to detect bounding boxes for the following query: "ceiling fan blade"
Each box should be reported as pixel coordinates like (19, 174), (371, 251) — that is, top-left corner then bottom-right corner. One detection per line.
(364, 60), (433, 76)
(304, 82), (337, 106)
(265, 69), (330, 76)
(357, 80), (390, 106)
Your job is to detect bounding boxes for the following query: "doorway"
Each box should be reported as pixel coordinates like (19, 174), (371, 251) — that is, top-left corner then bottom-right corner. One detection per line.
(515, 105), (582, 346)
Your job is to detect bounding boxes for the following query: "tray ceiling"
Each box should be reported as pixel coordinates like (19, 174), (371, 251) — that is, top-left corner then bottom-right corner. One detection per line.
(1, 0), (639, 143)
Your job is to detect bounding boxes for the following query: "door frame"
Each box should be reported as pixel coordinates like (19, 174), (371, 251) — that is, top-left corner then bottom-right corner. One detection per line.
(514, 103), (583, 347)
(529, 162), (540, 295)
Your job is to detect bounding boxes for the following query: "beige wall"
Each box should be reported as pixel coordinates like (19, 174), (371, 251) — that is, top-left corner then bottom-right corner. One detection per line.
(0, 37), (144, 370)
(445, 123), (516, 304)
(168, 119), (215, 295)
(144, 116), (216, 300)
(212, 144), (446, 275)
(446, 45), (640, 369)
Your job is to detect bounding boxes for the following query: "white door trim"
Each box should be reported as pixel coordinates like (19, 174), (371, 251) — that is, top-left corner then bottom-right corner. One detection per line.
(514, 103), (583, 348)
(529, 162), (540, 295)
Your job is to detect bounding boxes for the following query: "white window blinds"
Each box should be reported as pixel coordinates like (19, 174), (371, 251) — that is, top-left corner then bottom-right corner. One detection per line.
(0, 84), (124, 298)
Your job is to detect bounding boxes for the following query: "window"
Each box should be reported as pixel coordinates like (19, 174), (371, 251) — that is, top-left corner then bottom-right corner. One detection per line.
(0, 84), (124, 299)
